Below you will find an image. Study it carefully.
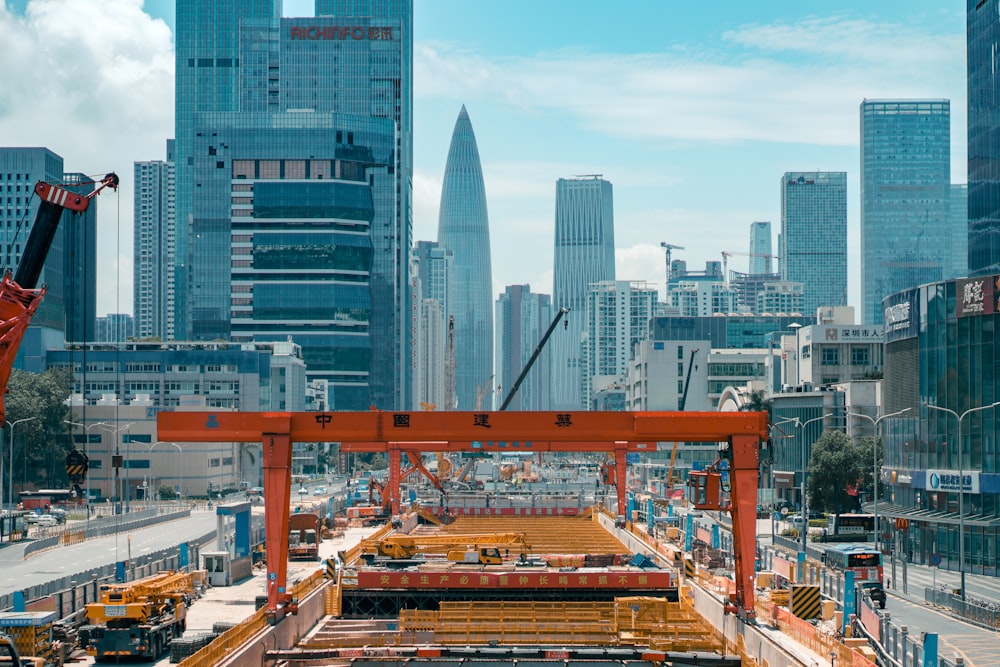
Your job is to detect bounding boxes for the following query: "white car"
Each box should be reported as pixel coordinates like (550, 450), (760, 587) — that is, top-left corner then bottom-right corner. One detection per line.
(35, 515), (58, 527)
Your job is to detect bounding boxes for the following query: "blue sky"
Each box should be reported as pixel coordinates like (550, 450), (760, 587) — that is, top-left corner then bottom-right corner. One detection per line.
(0, 1), (967, 315)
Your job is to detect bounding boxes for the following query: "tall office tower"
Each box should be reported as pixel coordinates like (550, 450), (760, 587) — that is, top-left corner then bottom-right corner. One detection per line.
(199, 116), (396, 410)
(969, 2), (1000, 276)
(551, 176), (615, 410)
(0, 148), (97, 368)
(175, 1), (412, 409)
(174, 1), (280, 340)
(950, 184), (969, 280)
(749, 221), (773, 275)
(495, 285), (552, 411)
(314, 0), (413, 409)
(437, 106), (493, 410)
(581, 280), (656, 408)
(781, 172), (847, 316)
(134, 140), (175, 340)
(861, 99), (951, 324)
(62, 172), (97, 343)
(413, 241), (453, 410)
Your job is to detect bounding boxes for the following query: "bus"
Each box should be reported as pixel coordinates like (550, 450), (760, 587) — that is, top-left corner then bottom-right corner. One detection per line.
(819, 542), (885, 608)
(827, 513), (875, 536)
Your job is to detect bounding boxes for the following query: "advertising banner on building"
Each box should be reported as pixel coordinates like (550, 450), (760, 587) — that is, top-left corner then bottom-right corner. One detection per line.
(883, 288), (919, 343)
(956, 276), (1000, 318)
(925, 470), (980, 493)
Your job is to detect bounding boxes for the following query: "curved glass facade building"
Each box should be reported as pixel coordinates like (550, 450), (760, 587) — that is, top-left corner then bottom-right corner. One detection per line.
(882, 278), (1000, 574)
(551, 176), (615, 410)
(437, 106), (493, 410)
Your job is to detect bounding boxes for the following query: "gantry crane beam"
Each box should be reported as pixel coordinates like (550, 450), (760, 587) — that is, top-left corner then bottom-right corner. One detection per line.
(157, 410), (767, 625)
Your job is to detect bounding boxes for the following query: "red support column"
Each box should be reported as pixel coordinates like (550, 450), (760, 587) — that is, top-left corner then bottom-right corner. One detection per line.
(615, 446), (628, 520)
(728, 433), (759, 622)
(261, 414), (293, 623)
(388, 447), (401, 515)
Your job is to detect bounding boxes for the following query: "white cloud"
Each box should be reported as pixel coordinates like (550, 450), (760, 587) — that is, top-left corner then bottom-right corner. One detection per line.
(415, 17), (965, 148)
(0, 0), (174, 315)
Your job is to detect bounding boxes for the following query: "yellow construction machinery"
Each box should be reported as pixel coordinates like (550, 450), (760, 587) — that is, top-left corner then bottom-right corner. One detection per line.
(0, 635), (44, 667)
(446, 547), (504, 565)
(360, 533), (530, 563)
(82, 570), (194, 661)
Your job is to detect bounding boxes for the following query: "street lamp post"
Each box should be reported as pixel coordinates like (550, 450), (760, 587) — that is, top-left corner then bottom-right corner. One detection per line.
(149, 442), (183, 505)
(777, 413), (832, 553)
(6, 417), (36, 507)
(925, 401), (1000, 600)
(64, 420), (109, 527)
(99, 422), (135, 512)
(846, 408), (911, 553)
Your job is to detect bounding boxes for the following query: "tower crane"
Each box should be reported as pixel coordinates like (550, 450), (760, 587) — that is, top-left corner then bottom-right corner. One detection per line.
(721, 250), (778, 276)
(659, 242), (684, 283)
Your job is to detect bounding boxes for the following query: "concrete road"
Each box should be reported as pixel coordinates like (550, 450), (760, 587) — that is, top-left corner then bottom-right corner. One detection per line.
(0, 510), (219, 597)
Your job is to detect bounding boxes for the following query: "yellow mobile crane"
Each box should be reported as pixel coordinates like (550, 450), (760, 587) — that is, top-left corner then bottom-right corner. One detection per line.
(359, 533), (530, 564)
(82, 571), (195, 661)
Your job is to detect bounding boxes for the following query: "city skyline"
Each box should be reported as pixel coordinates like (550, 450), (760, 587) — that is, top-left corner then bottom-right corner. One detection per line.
(0, 1), (967, 316)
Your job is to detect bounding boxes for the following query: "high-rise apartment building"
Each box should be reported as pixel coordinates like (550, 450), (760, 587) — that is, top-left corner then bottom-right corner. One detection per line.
(495, 285), (551, 411)
(412, 240), (453, 410)
(0, 148), (98, 367)
(173, 1), (412, 409)
(969, 2), (1000, 276)
(551, 176), (615, 410)
(437, 106), (493, 410)
(781, 172), (847, 315)
(134, 140), (175, 340)
(749, 221), (774, 275)
(861, 99), (951, 324)
(581, 280), (657, 408)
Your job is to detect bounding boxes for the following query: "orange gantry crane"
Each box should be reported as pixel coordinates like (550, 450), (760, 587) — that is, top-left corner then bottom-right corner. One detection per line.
(157, 410), (767, 624)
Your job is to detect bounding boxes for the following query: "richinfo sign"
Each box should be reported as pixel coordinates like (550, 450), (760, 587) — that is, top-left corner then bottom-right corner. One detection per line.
(290, 26), (395, 41)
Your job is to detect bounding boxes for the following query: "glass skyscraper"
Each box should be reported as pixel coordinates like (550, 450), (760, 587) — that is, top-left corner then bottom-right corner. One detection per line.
(495, 285), (551, 411)
(780, 172), (847, 316)
(551, 176), (615, 410)
(174, 1), (412, 409)
(969, 1), (1000, 276)
(861, 99), (951, 325)
(437, 106), (493, 410)
(749, 221), (773, 275)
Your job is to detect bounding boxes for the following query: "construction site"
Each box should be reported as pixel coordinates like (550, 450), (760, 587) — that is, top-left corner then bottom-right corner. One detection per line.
(105, 407), (899, 667)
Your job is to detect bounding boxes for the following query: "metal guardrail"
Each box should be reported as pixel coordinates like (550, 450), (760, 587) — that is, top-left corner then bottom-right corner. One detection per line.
(1, 526), (216, 613)
(926, 586), (1000, 631)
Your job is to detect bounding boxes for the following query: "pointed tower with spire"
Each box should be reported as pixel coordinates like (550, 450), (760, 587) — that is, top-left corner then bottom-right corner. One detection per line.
(437, 105), (494, 410)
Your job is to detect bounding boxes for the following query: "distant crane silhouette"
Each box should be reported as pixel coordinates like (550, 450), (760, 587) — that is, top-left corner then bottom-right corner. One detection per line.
(660, 242), (685, 283)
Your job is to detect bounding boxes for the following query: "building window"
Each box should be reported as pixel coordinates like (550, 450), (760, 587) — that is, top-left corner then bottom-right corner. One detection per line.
(821, 348), (840, 366)
(851, 347), (870, 366)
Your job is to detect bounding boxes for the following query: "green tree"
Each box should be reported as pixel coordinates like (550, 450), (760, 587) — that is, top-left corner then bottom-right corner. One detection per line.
(739, 389), (773, 480)
(741, 388), (773, 416)
(807, 430), (867, 517)
(5, 367), (73, 493)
